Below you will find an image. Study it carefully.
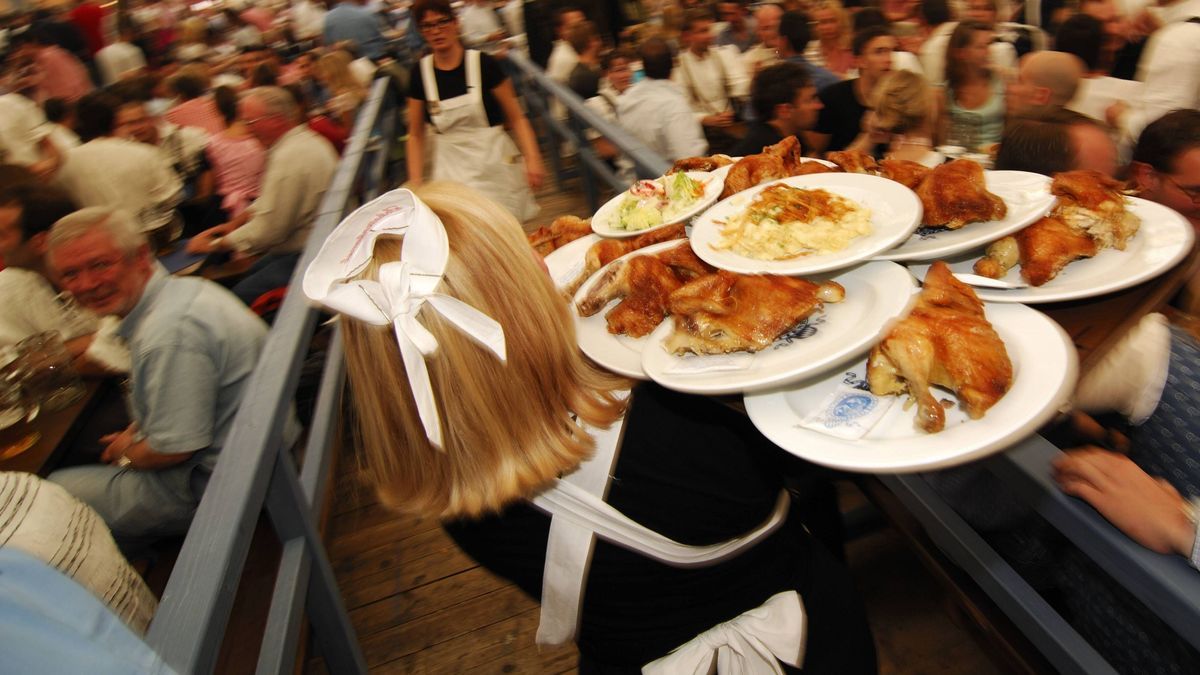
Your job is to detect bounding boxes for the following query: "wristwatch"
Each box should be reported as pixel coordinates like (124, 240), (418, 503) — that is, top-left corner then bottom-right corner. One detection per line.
(117, 456), (132, 468)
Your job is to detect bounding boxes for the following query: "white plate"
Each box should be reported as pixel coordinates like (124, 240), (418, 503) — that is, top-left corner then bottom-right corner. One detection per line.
(743, 303), (1078, 473)
(591, 171), (724, 238)
(690, 173), (923, 275)
(640, 261), (917, 394)
(571, 239), (691, 378)
(545, 233), (601, 291)
(872, 170), (1056, 262)
(906, 197), (1195, 303)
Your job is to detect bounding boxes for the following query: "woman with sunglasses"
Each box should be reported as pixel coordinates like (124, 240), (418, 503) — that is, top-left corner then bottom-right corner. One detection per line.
(405, 0), (544, 222)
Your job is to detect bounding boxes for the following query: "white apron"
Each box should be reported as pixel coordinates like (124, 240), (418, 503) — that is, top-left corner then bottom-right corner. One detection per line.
(532, 392), (807, 674)
(420, 50), (539, 222)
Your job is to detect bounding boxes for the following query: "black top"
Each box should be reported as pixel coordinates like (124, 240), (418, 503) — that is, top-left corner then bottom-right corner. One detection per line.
(408, 50), (507, 126)
(813, 79), (867, 153)
(443, 383), (876, 672)
(731, 122), (784, 156)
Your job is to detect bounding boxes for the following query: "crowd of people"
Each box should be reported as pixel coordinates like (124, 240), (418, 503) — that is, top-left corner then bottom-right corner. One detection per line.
(1, 0), (1199, 671)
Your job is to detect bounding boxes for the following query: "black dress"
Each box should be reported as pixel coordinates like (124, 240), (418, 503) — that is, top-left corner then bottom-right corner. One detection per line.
(444, 383), (876, 673)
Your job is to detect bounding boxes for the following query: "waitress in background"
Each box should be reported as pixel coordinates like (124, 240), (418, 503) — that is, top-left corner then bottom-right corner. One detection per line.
(405, 0), (544, 222)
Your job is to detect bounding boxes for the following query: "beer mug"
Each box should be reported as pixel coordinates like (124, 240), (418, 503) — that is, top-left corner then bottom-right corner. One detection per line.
(15, 331), (86, 412)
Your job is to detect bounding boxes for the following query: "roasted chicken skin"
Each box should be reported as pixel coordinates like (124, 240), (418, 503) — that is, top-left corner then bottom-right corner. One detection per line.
(669, 154), (735, 173)
(1050, 169), (1139, 250)
(563, 223), (686, 295)
(974, 216), (1098, 286)
(664, 270), (845, 355)
(577, 255), (684, 337)
(916, 159), (1006, 229)
(878, 159), (932, 190)
(825, 150), (879, 175)
(719, 136), (808, 199)
(868, 261), (1012, 433)
(527, 215), (593, 256)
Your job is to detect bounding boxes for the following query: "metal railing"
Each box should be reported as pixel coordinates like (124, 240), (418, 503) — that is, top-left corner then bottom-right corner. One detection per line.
(507, 50), (669, 213)
(142, 78), (396, 675)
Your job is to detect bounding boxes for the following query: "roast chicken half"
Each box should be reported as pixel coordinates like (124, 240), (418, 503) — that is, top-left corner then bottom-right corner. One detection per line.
(867, 261), (1013, 433)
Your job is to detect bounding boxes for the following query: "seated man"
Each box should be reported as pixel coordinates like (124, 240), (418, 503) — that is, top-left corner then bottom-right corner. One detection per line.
(805, 26), (895, 155)
(731, 62), (823, 156)
(1005, 51), (1084, 121)
(995, 109), (1118, 178)
(187, 87), (338, 305)
(45, 206), (297, 552)
(0, 184), (126, 373)
(615, 38), (708, 163)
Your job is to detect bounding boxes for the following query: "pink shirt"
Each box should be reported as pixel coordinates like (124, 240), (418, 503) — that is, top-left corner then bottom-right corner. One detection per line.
(34, 46), (93, 103)
(165, 97), (226, 136)
(206, 133), (266, 218)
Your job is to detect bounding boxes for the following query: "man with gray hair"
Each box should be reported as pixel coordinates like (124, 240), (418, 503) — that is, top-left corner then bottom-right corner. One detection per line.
(188, 86), (338, 305)
(45, 206), (296, 552)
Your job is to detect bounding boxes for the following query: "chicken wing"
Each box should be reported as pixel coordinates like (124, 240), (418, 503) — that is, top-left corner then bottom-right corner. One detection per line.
(669, 154), (735, 173)
(664, 271), (845, 355)
(1051, 169), (1139, 250)
(868, 261), (1012, 433)
(825, 150), (879, 175)
(564, 223), (686, 295)
(718, 136), (810, 199)
(577, 255), (684, 337)
(916, 159), (1006, 229)
(879, 159), (932, 190)
(974, 216), (1099, 286)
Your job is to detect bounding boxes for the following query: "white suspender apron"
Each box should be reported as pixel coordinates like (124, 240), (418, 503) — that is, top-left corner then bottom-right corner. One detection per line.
(531, 392), (807, 673)
(420, 50), (539, 222)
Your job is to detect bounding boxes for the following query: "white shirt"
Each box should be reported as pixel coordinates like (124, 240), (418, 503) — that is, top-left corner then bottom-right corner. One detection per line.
(1121, 0), (1200, 140)
(1068, 76), (1145, 122)
(741, 43), (779, 81)
(0, 93), (50, 167)
(223, 126), (338, 255)
(94, 41), (146, 86)
(673, 46), (749, 119)
(547, 40), (579, 83)
(459, 3), (503, 47)
(616, 78), (708, 162)
(56, 137), (182, 233)
(0, 268), (96, 346)
(291, 0), (328, 39)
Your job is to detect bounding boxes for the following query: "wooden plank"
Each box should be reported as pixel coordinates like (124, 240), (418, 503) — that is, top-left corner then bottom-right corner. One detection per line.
(340, 543), (479, 610)
(373, 607), (578, 675)
(328, 505), (441, 558)
(356, 585), (536, 667)
(348, 566), (509, 637)
(332, 523), (461, 584)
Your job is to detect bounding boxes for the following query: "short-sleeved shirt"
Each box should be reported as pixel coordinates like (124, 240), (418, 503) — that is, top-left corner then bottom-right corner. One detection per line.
(116, 268), (271, 464)
(814, 78), (867, 153)
(408, 51), (507, 126)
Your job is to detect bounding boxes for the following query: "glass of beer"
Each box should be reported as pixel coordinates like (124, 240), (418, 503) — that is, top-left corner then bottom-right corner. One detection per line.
(15, 331), (86, 412)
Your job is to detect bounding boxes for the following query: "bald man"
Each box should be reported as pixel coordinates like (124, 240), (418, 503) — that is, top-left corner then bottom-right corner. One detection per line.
(1006, 51), (1085, 120)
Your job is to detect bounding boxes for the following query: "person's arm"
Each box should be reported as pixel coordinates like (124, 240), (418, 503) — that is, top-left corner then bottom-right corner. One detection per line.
(186, 210), (249, 254)
(99, 424), (195, 470)
(29, 136), (62, 181)
(1053, 447), (1197, 560)
(406, 97), (427, 186)
(493, 79), (545, 190)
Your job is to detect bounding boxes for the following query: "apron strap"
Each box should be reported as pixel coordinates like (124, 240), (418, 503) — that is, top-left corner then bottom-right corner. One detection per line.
(533, 390), (790, 646)
(420, 54), (442, 133)
(464, 49), (489, 127)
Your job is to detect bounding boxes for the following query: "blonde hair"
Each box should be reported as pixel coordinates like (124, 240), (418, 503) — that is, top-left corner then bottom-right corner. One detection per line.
(342, 183), (630, 519)
(810, 0), (851, 50)
(871, 69), (934, 135)
(317, 50), (365, 97)
(47, 207), (146, 256)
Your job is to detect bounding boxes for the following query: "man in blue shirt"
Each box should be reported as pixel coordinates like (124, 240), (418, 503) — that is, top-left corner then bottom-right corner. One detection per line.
(323, 0), (387, 60)
(44, 206), (298, 552)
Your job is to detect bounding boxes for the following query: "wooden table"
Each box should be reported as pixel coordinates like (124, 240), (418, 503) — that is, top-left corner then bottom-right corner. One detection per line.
(0, 379), (102, 476)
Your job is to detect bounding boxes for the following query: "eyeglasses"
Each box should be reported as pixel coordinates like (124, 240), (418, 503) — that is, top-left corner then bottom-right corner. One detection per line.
(419, 17), (455, 32)
(1161, 173), (1200, 203)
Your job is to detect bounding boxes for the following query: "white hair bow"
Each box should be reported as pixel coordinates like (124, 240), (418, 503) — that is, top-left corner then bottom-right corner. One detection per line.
(303, 189), (507, 449)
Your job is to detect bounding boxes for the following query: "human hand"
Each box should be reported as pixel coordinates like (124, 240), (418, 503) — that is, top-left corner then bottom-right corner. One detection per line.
(526, 157), (545, 190)
(187, 224), (233, 254)
(702, 112), (735, 128)
(29, 157), (57, 181)
(100, 427), (136, 464)
(1053, 447), (1195, 556)
(1105, 101), (1128, 128)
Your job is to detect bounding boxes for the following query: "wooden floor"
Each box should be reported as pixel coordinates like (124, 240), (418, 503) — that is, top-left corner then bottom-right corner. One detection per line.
(308, 176), (1012, 674)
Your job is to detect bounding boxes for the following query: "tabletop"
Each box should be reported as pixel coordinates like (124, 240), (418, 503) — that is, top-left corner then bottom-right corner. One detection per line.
(0, 379), (102, 476)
